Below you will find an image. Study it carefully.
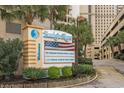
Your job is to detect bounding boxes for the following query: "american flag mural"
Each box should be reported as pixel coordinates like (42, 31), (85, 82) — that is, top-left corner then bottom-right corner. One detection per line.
(45, 41), (75, 51)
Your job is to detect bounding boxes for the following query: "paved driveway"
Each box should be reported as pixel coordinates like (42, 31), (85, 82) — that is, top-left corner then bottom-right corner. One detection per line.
(72, 59), (124, 88)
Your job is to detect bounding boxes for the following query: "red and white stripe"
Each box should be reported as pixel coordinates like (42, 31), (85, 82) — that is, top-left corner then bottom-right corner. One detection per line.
(45, 42), (75, 51)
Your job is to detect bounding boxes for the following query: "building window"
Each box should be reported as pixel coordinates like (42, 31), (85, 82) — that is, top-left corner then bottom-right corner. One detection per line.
(6, 22), (21, 34)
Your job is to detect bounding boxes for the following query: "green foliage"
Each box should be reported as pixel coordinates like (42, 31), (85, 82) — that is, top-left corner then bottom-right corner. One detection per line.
(82, 58), (93, 65)
(116, 31), (124, 44)
(55, 20), (94, 58)
(78, 64), (93, 75)
(78, 21), (94, 45)
(77, 21), (94, 58)
(77, 57), (83, 63)
(0, 5), (49, 25)
(62, 66), (72, 77)
(0, 70), (2, 76)
(72, 63), (94, 76)
(48, 5), (68, 21)
(106, 37), (116, 46)
(114, 53), (124, 60)
(106, 30), (124, 57)
(23, 68), (47, 80)
(0, 5), (68, 28)
(114, 54), (120, 59)
(48, 67), (61, 79)
(78, 57), (93, 65)
(0, 38), (23, 76)
(72, 63), (79, 76)
(120, 54), (124, 60)
(48, 5), (68, 29)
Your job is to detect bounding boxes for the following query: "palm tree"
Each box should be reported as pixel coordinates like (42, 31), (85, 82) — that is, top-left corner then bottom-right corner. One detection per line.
(106, 31), (124, 57)
(106, 37), (116, 57)
(115, 30), (124, 53)
(48, 5), (68, 29)
(54, 22), (77, 40)
(0, 5), (49, 25)
(54, 20), (94, 58)
(54, 22), (79, 59)
(78, 21), (94, 58)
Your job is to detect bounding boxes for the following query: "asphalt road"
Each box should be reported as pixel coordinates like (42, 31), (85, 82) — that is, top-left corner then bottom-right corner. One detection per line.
(71, 59), (124, 88)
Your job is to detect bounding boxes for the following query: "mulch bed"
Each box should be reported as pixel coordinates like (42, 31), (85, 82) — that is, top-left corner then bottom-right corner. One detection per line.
(0, 74), (89, 84)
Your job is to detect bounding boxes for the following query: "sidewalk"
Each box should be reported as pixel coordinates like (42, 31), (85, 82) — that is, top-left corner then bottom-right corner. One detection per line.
(109, 59), (124, 75)
(73, 66), (124, 88)
(72, 59), (124, 88)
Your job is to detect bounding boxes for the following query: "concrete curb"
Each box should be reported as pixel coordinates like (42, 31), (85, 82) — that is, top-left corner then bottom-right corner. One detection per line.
(114, 67), (124, 75)
(59, 73), (98, 88)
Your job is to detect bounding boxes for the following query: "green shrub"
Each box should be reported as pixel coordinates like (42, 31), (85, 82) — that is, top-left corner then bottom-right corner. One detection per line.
(120, 54), (124, 60)
(23, 68), (47, 80)
(62, 66), (72, 77)
(48, 67), (61, 79)
(72, 63), (80, 76)
(77, 57), (83, 63)
(78, 57), (93, 65)
(78, 64), (93, 75)
(114, 54), (120, 59)
(78, 64), (84, 74)
(83, 58), (93, 65)
(0, 38), (23, 79)
(114, 53), (124, 60)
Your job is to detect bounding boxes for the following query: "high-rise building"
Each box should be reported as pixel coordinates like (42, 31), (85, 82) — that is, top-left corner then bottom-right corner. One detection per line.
(80, 5), (92, 24)
(94, 5), (117, 44)
(79, 5), (124, 59)
(101, 7), (124, 59)
(117, 5), (124, 14)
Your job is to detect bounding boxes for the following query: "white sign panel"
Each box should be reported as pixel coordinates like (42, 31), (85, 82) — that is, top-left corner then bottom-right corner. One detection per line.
(43, 30), (72, 43)
(42, 30), (75, 64)
(45, 50), (75, 57)
(45, 57), (75, 63)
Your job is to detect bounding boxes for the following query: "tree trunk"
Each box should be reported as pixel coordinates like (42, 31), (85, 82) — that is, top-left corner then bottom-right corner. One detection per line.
(84, 44), (87, 58)
(27, 21), (32, 25)
(50, 19), (53, 30)
(110, 45), (114, 58)
(49, 12), (54, 30)
(118, 44), (121, 54)
(75, 38), (78, 60)
(25, 20), (32, 25)
(26, 15), (33, 25)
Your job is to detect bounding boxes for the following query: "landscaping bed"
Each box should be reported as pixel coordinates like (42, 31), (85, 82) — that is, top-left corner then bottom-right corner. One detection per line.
(0, 73), (96, 88)
(0, 40), (96, 88)
(0, 56), (97, 88)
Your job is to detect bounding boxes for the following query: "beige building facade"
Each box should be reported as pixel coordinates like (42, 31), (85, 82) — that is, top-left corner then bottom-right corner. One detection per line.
(101, 7), (124, 59)
(80, 5), (124, 60)
(0, 19), (22, 40)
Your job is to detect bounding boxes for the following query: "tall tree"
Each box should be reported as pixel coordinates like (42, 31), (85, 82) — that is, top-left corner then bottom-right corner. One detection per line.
(115, 30), (124, 53)
(48, 5), (68, 29)
(106, 37), (116, 57)
(106, 30), (124, 56)
(54, 22), (79, 58)
(0, 5), (49, 25)
(54, 20), (94, 58)
(78, 21), (94, 58)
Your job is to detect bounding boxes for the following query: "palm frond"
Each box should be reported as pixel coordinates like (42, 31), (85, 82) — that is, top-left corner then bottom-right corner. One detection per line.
(0, 7), (16, 22)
